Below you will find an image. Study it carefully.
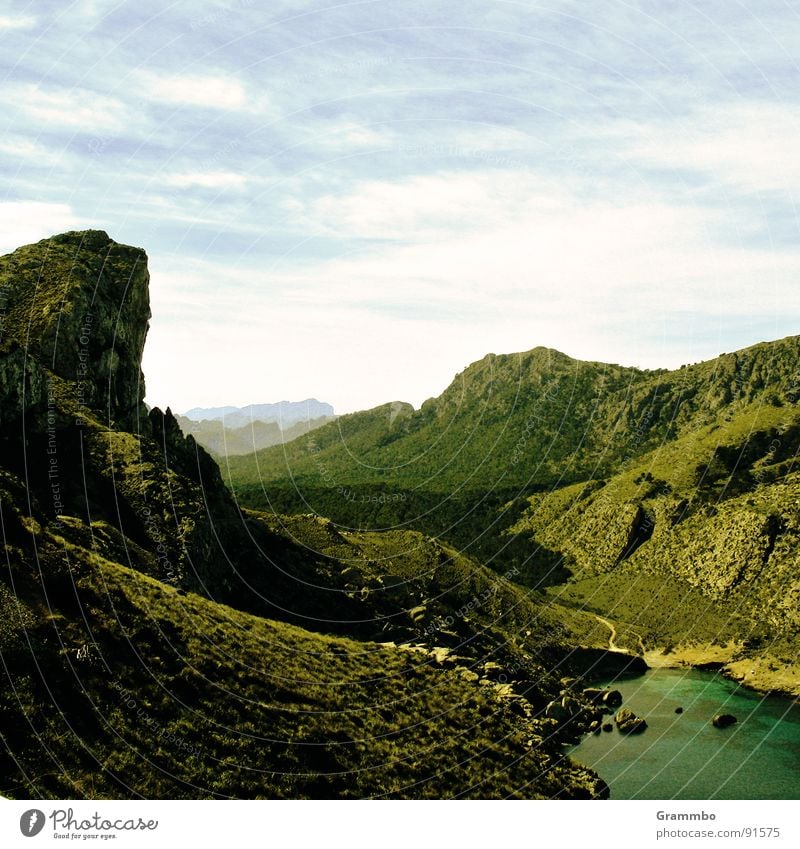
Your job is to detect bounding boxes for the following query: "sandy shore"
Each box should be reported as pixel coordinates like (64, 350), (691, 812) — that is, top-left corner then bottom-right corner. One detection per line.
(643, 643), (800, 700)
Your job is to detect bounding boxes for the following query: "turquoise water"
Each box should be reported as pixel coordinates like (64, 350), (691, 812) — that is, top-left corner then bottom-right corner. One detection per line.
(569, 669), (800, 799)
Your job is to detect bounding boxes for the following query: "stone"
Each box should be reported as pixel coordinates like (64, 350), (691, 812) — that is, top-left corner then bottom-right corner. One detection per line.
(429, 647), (452, 664)
(615, 708), (648, 734)
(582, 687), (605, 704)
(545, 701), (569, 722)
(603, 689), (623, 708)
(407, 605), (427, 623)
(561, 695), (583, 716)
(675, 707), (684, 714)
(712, 713), (737, 729)
(340, 566), (364, 587)
(482, 661), (507, 680)
(457, 668), (480, 683)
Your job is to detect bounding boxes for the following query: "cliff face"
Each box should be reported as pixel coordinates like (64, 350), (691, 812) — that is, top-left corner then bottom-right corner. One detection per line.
(0, 231), (269, 602)
(0, 230), (151, 432)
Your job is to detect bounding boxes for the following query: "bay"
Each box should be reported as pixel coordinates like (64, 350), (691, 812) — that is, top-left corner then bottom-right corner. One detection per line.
(568, 669), (800, 799)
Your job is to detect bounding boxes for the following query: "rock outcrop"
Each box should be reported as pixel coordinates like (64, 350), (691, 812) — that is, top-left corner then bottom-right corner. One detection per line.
(712, 713), (738, 729)
(615, 708), (648, 734)
(0, 230), (151, 431)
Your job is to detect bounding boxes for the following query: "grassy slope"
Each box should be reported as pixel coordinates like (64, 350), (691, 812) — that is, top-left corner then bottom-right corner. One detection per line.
(225, 338), (800, 585)
(0, 485), (605, 799)
(250, 512), (610, 661)
(226, 337), (800, 493)
(511, 399), (800, 691)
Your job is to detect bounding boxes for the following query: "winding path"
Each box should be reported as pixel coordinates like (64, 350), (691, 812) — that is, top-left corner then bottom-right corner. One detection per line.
(593, 614), (646, 655)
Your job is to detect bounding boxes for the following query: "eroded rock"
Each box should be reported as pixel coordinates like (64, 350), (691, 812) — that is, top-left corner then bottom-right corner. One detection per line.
(615, 708), (647, 734)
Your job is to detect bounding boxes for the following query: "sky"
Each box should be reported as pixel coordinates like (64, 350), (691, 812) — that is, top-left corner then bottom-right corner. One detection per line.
(1, 0), (799, 414)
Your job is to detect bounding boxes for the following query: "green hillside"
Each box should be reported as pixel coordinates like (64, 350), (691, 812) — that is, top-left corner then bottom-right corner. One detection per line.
(224, 328), (800, 692)
(503, 393), (800, 692)
(0, 231), (616, 800)
(226, 336), (800, 582)
(227, 338), (800, 494)
(0, 502), (606, 799)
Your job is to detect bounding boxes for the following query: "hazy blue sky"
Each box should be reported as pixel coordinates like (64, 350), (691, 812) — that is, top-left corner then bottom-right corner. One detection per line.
(2, 0), (799, 413)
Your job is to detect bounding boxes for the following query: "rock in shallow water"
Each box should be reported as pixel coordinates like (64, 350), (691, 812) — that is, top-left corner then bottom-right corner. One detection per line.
(712, 713), (737, 729)
(615, 708), (648, 734)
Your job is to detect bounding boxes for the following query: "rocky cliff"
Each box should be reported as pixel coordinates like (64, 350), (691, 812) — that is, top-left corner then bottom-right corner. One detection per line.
(0, 230), (150, 432)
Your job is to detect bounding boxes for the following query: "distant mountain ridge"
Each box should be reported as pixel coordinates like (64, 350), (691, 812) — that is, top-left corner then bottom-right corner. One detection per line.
(175, 413), (335, 457)
(183, 399), (334, 427)
(227, 337), (800, 496)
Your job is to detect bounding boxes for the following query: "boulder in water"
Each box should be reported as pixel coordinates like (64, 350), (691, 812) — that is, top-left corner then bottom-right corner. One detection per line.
(712, 713), (737, 729)
(615, 708), (648, 734)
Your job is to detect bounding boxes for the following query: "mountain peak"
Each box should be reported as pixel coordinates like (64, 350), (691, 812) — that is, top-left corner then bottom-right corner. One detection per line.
(0, 230), (151, 430)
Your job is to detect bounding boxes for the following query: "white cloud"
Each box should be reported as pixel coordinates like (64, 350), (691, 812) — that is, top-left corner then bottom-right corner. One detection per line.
(0, 202), (82, 253)
(0, 14), (36, 30)
(303, 120), (393, 151)
(142, 169), (800, 413)
(284, 170), (800, 321)
(299, 171), (556, 240)
(625, 103), (800, 195)
(3, 85), (130, 133)
(0, 136), (63, 165)
(137, 72), (248, 110)
(165, 171), (248, 189)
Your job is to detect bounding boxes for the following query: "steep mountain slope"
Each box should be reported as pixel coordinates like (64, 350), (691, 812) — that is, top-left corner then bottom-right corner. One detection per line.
(0, 231), (614, 799)
(225, 330), (800, 691)
(511, 397), (800, 693)
(0, 515), (606, 799)
(227, 338), (800, 494)
(227, 335), (800, 584)
(226, 349), (640, 493)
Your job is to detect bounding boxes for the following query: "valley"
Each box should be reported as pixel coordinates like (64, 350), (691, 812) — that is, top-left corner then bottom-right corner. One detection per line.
(1, 230), (798, 802)
(227, 329), (800, 699)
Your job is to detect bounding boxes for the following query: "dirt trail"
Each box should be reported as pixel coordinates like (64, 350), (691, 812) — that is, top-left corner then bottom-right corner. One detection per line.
(593, 614), (645, 655)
